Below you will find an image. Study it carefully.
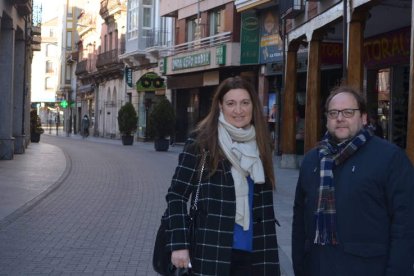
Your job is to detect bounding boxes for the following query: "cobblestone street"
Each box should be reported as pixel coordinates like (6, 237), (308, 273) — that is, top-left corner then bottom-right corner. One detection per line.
(0, 134), (298, 275)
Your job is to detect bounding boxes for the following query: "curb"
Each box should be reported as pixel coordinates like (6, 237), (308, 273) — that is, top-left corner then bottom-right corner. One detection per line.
(0, 146), (72, 230)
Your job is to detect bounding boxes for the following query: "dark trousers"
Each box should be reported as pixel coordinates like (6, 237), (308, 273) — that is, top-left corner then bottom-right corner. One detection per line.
(230, 249), (252, 276)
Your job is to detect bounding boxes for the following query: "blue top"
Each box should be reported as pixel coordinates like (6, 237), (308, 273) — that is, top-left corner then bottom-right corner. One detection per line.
(232, 176), (254, 252)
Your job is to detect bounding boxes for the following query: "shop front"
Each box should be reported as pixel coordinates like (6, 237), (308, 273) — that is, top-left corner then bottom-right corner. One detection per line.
(135, 72), (166, 141)
(365, 26), (411, 148)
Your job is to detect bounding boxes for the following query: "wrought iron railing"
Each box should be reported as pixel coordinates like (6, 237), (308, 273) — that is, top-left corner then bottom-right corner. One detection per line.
(75, 60), (88, 75)
(96, 48), (124, 68)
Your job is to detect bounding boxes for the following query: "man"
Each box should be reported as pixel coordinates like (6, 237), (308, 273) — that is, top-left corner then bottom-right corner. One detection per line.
(292, 86), (414, 275)
(367, 112), (384, 138)
(81, 114), (90, 138)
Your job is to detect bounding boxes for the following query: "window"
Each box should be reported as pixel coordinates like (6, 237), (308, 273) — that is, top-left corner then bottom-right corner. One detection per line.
(46, 61), (54, 73)
(67, 0), (73, 17)
(115, 30), (118, 50)
(66, 31), (72, 50)
(45, 77), (54, 89)
(65, 64), (71, 81)
(209, 8), (225, 36)
(128, 0), (139, 39)
(49, 27), (55, 37)
(187, 17), (197, 42)
(142, 0), (153, 29)
(109, 32), (113, 50)
(46, 44), (56, 57)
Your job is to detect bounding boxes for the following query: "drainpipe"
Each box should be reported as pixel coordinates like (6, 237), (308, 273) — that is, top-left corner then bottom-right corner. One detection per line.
(278, 17), (286, 155)
(343, 0), (348, 83)
(23, 15), (28, 136)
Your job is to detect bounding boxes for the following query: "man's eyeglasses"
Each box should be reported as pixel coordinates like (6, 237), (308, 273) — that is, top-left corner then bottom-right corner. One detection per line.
(326, 109), (360, 119)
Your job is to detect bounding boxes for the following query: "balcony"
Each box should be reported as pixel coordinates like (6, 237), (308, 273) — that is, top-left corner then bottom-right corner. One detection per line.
(12, 0), (32, 16)
(32, 25), (41, 36)
(75, 60), (88, 75)
(280, 0), (305, 19)
(32, 43), (41, 51)
(163, 32), (232, 57)
(96, 48), (124, 68)
(99, 0), (126, 21)
(75, 56), (97, 76)
(31, 35), (41, 44)
(77, 13), (96, 35)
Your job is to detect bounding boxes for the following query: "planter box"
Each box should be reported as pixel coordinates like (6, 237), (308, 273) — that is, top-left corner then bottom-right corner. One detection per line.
(154, 138), (169, 151)
(30, 133), (41, 143)
(121, 135), (134, 145)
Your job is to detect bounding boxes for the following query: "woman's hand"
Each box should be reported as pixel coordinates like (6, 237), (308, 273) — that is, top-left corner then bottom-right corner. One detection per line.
(171, 249), (190, 269)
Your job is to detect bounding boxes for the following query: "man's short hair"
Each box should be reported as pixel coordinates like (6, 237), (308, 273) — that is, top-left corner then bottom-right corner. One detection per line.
(325, 86), (367, 114)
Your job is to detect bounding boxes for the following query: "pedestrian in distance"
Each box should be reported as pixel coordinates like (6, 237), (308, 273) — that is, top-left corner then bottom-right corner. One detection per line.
(292, 85), (414, 276)
(164, 76), (281, 275)
(367, 112), (384, 138)
(81, 114), (90, 138)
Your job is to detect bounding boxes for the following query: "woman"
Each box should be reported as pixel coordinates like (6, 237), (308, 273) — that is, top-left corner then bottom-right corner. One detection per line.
(164, 76), (280, 275)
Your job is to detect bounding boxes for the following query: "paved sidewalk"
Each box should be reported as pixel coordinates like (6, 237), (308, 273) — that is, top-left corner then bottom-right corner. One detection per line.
(0, 133), (299, 275)
(0, 142), (68, 227)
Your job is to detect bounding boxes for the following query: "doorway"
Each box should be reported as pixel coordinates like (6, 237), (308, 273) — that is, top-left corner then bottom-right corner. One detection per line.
(367, 66), (409, 148)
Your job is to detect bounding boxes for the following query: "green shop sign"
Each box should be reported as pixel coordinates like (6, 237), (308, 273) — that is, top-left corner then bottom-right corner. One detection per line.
(240, 11), (260, 64)
(125, 67), (133, 87)
(172, 52), (210, 71)
(136, 72), (165, 91)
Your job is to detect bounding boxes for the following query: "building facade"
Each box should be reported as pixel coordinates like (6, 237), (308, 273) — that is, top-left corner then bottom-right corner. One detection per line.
(0, 0), (41, 160)
(74, 0), (101, 136)
(93, 0), (127, 139)
(56, 0), (81, 136)
(277, 0), (414, 167)
(120, 0), (174, 141)
(31, 16), (61, 127)
(160, 0), (263, 143)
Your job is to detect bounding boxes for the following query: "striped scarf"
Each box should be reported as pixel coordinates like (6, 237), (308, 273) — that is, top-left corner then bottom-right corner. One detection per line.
(314, 127), (373, 245)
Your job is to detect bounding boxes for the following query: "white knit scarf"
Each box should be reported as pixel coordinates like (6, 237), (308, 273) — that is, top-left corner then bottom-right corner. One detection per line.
(218, 112), (265, 230)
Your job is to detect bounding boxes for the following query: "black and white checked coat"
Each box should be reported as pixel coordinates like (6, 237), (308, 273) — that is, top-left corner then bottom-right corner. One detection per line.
(164, 137), (280, 276)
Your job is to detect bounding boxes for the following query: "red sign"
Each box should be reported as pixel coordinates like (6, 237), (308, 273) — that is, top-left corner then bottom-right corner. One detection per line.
(364, 26), (411, 68)
(321, 42), (343, 65)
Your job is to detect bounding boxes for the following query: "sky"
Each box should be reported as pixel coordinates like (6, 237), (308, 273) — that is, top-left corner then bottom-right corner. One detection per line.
(35, 0), (63, 22)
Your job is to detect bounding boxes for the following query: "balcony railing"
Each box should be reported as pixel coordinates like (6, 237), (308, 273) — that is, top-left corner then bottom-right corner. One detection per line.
(77, 13), (96, 34)
(96, 48), (124, 68)
(75, 60), (88, 75)
(162, 32), (232, 57)
(100, 0), (126, 19)
(13, 0), (32, 15)
(141, 29), (173, 49)
(280, 0), (305, 19)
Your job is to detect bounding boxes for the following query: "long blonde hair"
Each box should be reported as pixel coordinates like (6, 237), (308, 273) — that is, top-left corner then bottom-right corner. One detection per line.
(194, 76), (276, 189)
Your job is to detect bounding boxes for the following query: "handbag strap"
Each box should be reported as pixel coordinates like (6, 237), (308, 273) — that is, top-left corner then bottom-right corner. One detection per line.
(192, 150), (206, 211)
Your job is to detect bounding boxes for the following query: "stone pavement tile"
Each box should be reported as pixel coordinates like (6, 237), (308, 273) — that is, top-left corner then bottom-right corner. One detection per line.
(0, 135), (298, 275)
(0, 142), (67, 225)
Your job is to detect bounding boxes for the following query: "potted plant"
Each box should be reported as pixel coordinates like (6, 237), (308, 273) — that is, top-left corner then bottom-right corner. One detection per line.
(149, 96), (175, 151)
(117, 102), (138, 145)
(30, 109), (44, 143)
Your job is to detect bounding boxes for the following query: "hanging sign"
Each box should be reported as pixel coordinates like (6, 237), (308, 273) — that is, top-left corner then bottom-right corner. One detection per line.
(125, 67), (133, 87)
(136, 72), (166, 92)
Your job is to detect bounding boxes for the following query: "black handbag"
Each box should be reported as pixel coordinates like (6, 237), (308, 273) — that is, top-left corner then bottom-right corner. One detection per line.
(153, 152), (207, 275)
